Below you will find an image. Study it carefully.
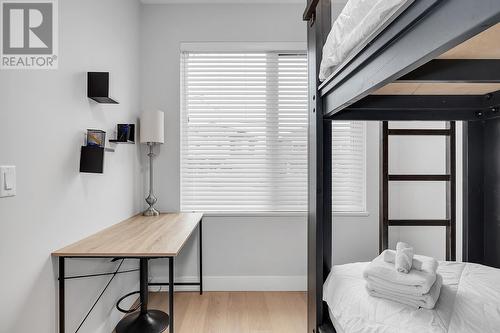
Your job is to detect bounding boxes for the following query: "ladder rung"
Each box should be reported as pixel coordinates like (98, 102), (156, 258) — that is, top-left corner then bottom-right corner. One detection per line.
(388, 129), (450, 136)
(388, 219), (451, 226)
(388, 174), (451, 181)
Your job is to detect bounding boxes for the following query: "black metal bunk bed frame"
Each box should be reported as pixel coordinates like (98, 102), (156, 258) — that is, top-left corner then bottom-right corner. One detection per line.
(303, 1), (500, 332)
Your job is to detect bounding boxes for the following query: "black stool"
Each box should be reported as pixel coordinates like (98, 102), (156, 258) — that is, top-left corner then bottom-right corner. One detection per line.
(115, 259), (169, 333)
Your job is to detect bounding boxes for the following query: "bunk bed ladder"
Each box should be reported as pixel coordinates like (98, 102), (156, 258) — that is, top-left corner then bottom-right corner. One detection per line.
(380, 121), (456, 261)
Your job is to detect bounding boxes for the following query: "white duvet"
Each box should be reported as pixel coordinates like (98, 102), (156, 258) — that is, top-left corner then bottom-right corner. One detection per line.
(319, 0), (413, 81)
(324, 261), (500, 333)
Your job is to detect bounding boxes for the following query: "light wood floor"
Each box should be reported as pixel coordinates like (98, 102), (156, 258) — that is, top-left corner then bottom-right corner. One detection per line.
(135, 292), (307, 333)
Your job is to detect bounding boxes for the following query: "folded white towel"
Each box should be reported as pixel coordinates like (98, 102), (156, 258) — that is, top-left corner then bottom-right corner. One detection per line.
(366, 274), (443, 309)
(395, 242), (414, 274)
(383, 249), (438, 274)
(365, 275), (430, 296)
(363, 252), (436, 295)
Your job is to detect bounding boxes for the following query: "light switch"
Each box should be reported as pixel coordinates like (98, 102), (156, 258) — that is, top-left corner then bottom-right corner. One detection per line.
(0, 166), (16, 198)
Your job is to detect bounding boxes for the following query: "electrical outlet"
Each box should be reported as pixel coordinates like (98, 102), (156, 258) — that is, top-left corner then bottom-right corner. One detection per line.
(0, 166), (16, 198)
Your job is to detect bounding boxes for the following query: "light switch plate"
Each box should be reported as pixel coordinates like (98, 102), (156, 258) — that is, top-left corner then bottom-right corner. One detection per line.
(0, 166), (16, 198)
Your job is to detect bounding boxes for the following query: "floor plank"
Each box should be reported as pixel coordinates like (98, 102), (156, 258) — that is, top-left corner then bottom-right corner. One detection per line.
(124, 292), (307, 333)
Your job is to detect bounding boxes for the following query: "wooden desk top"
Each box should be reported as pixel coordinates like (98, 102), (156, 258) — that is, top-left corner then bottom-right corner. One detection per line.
(52, 213), (203, 257)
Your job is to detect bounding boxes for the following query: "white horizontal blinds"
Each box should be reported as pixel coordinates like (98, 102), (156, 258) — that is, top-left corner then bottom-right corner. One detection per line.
(181, 52), (308, 212)
(332, 121), (366, 212)
(181, 51), (366, 213)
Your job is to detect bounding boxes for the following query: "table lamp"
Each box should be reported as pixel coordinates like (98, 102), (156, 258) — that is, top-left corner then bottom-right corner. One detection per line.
(140, 110), (165, 216)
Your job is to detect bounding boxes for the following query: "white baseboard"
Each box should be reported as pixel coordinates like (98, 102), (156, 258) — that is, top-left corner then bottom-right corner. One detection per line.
(149, 275), (307, 292)
(205, 275), (307, 291)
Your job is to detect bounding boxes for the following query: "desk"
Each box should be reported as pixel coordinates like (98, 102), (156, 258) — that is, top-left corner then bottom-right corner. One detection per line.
(52, 213), (203, 333)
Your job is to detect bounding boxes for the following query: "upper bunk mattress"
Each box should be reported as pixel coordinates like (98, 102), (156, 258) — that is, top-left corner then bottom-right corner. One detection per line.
(324, 261), (500, 333)
(319, 0), (414, 81)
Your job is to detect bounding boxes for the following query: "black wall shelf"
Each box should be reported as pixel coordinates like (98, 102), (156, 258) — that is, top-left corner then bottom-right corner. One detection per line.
(87, 72), (119, 104)
(109, 140), (134, 144)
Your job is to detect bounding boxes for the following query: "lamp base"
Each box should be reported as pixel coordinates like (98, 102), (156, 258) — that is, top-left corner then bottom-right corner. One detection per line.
(143, 206), (160, 216)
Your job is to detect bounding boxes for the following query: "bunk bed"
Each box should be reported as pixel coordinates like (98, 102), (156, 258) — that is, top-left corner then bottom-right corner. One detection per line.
(303, 0), (500, 332)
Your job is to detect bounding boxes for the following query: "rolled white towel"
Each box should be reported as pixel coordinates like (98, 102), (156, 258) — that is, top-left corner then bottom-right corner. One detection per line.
(383, 249), (438, 274)
(366, 274), (443, 309)
(395, 242), (414, 274)
(363, 252), (436, 295)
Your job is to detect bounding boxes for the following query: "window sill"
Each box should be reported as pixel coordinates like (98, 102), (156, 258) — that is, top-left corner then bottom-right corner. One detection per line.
(191, 211), (370, 218)
(200, 211), (306, 218)
(333, 211), (370, 217)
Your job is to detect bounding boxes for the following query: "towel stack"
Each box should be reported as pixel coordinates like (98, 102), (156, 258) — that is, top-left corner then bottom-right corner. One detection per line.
(363, 242), (442, 309)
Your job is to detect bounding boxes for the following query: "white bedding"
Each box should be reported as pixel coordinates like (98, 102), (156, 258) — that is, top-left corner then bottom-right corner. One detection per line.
(319, 0), (414, 81)
(323, 261), (500, 333)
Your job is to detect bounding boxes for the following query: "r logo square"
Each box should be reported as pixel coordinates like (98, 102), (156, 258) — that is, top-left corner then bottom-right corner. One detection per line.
(1, 0), (58, 69)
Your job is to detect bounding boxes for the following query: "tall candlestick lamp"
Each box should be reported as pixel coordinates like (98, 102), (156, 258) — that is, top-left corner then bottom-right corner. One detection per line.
(140, 110), (165, 216)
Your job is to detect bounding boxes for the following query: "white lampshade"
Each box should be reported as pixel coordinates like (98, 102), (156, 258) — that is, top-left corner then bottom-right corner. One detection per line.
(140, 110), (165, 144)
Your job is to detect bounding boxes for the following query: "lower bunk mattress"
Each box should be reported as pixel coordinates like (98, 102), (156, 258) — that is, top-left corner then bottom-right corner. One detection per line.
(323, 261), (500, 333)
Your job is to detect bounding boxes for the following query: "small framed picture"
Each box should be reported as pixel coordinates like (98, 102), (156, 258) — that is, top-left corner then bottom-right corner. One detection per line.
(117, 124), (135, 143)
(86, 129), (106, 147)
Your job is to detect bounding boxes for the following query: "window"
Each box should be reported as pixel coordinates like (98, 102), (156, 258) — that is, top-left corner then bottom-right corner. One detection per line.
(180, 49), (366, 213)
(332, 121), (366, 213)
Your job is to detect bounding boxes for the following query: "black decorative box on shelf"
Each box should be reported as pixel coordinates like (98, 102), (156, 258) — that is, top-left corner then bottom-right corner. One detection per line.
(80, 146), (104, 174)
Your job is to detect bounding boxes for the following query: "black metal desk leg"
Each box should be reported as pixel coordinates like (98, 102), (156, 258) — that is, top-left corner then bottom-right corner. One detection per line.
(59, 257), (65, 333)
(199, 220), (203, 295)
(140, 258), (149, 315)
(169, 257), (174, 333)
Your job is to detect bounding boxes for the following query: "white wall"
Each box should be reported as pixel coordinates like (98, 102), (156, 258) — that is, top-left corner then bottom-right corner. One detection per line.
(140, 3), (311, 291)
(388, 121), (463, 261)
(0, 1), (143, 332)
(0, 3), (465, 333)
(140, 4), (384, 289)
(334, 120), (463, 265)
(333, 122), (380, 265)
